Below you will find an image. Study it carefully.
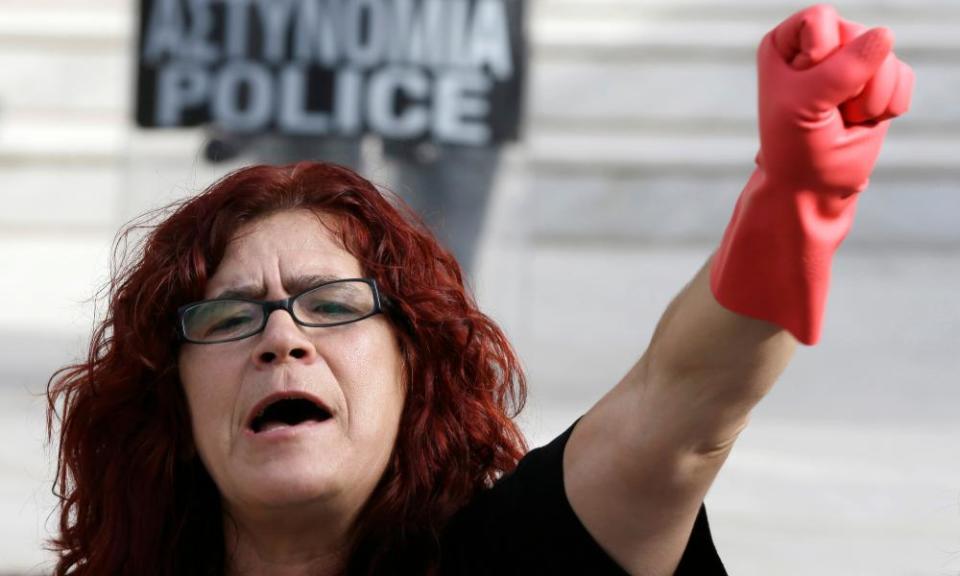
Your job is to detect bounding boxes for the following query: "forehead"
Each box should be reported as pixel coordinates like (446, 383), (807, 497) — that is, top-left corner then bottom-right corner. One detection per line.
(206, 210), (363, 296)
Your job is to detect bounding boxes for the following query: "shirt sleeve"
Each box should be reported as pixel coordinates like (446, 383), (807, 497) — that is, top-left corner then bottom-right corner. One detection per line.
(439, 418), (727, 575)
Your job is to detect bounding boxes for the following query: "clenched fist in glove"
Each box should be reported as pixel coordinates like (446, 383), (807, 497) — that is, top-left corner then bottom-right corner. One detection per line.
(710, 4), (915, 345)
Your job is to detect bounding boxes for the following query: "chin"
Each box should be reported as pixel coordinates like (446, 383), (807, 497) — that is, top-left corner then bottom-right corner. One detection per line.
(221, 456), (344, 509)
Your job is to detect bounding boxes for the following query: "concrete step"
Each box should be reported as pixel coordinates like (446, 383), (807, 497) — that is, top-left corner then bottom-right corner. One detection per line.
(2, 1), (955, 246)
(532, 19), (960, 60)
(0, 2), (128, 45)
(4, 2), (958, 58)
(529, 59), (956, 133)
(2, 118), (957, 246)
(4, 47), (957, 133)
(522, 168), (960, 248)
(4, 116), (954, 169)
(536, 0), (960, 21)
(3, 2), (956, 127)
(525, 129), (957, 173)
(520, 129), (960, 247)
(483, 246), (960, 425)
(6, 1), (958, 43)
(2, 2), (955, 134)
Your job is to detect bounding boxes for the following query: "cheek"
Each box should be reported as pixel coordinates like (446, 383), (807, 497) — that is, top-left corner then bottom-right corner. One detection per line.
(336, 329), (406, 424)
(178, 348), (241, 443)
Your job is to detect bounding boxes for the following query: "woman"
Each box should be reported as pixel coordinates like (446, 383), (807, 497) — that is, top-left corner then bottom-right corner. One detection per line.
(47, 5), (913, 575)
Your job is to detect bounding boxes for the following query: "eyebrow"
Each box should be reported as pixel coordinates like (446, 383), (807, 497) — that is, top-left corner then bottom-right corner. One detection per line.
(213, 273), (344, 300)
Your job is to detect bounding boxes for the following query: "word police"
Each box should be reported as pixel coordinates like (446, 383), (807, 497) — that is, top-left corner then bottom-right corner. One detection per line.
(140, 0), (519, 145)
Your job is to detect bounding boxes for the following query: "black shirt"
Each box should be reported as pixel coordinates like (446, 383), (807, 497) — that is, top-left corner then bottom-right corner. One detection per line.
(438, 420), (727, 574)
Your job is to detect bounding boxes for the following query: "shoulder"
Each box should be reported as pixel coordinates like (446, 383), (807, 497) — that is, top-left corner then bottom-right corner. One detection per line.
(438, 419), (726, 575)
(438, 421), (626, 575)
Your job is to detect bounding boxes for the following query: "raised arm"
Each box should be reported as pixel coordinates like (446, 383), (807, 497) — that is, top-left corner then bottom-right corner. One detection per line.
(561, 5), (915, 574)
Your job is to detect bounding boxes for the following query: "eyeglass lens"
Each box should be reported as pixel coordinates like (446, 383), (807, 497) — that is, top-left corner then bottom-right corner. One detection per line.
(293, 281), (375, 325)
(181, 280), (376, 343)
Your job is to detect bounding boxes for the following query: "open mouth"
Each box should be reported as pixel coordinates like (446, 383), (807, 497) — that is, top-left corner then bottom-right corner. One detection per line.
(249, 397), (332, 434)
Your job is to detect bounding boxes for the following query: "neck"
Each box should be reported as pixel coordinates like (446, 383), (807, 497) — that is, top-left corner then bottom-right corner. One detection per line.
(223, 502), (355, 576)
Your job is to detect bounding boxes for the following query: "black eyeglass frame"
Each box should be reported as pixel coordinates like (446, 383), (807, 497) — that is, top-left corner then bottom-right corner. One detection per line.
(176, 277), (384, 344)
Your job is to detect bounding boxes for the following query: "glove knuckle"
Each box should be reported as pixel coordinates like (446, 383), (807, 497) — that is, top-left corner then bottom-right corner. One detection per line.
(804, 3), (838, 23)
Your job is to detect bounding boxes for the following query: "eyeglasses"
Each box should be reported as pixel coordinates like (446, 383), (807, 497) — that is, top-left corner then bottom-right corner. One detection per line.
(177, 278), (383, 344)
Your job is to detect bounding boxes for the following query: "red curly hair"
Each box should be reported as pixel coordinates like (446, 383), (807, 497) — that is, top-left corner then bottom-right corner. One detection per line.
(47, 162), (528, 575)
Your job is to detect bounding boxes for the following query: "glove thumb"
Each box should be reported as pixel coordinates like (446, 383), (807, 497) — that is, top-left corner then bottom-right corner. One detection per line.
(808, 26), (894, 108)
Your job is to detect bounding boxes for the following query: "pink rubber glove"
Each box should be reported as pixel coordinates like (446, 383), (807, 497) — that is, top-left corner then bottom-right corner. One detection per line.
(710, 5), (915, 345)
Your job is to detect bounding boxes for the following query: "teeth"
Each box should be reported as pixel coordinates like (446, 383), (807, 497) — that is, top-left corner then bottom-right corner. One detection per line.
(260, 421), (290, 433)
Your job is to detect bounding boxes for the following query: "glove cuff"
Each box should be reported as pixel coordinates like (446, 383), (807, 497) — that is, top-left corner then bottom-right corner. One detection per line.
(710, 168), (860, 345)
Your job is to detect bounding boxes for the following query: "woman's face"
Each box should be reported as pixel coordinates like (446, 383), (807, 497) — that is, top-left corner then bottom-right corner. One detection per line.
(178, 210), (405, 520)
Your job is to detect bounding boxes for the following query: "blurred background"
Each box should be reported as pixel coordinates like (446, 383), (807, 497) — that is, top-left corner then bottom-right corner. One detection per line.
(1, 0), (958, 574)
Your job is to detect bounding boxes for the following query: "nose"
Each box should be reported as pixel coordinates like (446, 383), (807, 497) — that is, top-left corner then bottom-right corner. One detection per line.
(251, 310), (317, 367)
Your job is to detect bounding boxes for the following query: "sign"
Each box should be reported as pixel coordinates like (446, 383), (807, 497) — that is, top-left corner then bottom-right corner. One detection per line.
(136, 0), (526, 146)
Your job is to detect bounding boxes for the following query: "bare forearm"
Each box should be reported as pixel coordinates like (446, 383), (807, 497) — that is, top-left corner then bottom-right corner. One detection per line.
(644, 252), (797, 453)
(561, 10), (911, 573)
(564, 252), (798, 573)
